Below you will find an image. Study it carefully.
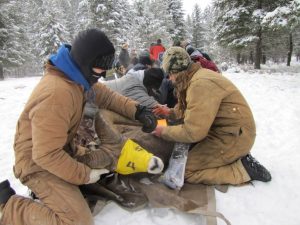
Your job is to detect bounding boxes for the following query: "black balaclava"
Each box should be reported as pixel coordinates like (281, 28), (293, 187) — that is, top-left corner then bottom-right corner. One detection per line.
(70, 29), (115, 86)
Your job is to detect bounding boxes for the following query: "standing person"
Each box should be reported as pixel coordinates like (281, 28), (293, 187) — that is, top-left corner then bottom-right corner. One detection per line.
(118, 42), (130, 71)
(127, 49), (138, 70)
(152, 47), (272, 185)
(0, 28), (157, 225)
(150, 39), (166, 62)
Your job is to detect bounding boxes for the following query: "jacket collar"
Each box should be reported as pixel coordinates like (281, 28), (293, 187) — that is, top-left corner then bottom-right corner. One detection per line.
(187, 62), (201, 77)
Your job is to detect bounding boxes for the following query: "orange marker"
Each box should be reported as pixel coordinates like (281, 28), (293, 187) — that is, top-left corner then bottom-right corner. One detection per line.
(157, 119), (167, 127)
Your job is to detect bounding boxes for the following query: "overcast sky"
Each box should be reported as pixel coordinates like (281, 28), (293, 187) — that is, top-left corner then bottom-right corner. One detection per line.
(182, 0), (212, 16)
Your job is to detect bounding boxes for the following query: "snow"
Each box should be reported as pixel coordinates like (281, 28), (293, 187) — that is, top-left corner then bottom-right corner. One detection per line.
(0, 63), (300, 225)
(262, 6), (291, 27)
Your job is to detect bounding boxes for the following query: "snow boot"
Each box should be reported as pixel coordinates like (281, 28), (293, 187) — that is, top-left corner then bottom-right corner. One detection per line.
(241, 154), (272, 182)
(0, 180), (15, 205)
(0, 180), (16, 219)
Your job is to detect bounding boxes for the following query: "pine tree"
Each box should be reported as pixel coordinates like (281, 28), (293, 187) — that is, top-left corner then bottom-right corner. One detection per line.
(214, 0), (256, 65)
(131, 0), (154, 49)
(166, 0), (186, 41)
(0, 0), (9, 79)
(116, 0), (133, 46)
(0, 0), (28, 73)
(202, 5), (227, 62)
(185, 14), (193, 42)
(294, 25), (300, 61)
(89, 0), (131, 47)
(191, 4), (205, 49)
(148, 0), (174, 47)
(31, 0), (70, 64)
(262, 0), (300, 65)
(214, 0), (294, 68)
(75, 0), (93, 32)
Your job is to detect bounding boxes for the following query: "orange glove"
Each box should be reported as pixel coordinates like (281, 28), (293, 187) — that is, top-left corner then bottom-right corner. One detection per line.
(152, 104), (171, 117)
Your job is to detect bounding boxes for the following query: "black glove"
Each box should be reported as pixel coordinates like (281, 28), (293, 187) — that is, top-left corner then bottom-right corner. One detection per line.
(135, 104), (157, 133)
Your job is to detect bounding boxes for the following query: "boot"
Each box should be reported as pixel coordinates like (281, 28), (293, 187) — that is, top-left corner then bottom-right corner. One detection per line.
(0, 180), (16, 219)
(241, 154), (272, 182)
(0, 180), (16, 205)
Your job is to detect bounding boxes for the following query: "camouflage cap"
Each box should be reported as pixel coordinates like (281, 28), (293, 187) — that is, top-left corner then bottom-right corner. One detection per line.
(162, 47), (191, 74)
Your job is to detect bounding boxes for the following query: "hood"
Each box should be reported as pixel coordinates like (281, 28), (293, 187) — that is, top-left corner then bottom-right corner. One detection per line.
(190, 49), (203, 58)
(133, 63), (148, 71)
(49, 44), (90, 91)
(126, 68), (144, 83)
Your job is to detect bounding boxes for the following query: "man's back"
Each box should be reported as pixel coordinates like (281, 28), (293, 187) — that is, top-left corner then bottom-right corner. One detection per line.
(103, 70), (158, 108)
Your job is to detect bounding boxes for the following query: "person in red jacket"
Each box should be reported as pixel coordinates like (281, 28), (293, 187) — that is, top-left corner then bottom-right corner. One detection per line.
(150, 39), (166, 62)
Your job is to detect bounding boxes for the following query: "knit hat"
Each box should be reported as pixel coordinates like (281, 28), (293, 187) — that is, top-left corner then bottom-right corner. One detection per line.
(143, 68), (164, 90)
(70, 29), (115, 84)
(185, 45), (195, 55)
(138, 51), (153, 66)
(162, 47), (191, 74)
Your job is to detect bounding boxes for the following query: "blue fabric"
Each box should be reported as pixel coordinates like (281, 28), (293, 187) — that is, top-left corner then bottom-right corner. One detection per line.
(49, 44), (90, 91)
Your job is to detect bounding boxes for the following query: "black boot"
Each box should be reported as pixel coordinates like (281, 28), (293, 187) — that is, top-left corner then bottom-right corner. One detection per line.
(241, 154), (272, 182)
(0, 180), (16, 205)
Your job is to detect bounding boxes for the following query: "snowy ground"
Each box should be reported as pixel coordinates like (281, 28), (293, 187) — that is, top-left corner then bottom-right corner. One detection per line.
(0, 63), (300, 225)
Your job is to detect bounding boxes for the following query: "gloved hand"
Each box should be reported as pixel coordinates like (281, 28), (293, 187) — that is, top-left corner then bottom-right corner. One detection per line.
(151, 125), (164, 137)
(135, 104), (157, 133)
(86, 168), (110, 184)
(152, 104), (171, 117)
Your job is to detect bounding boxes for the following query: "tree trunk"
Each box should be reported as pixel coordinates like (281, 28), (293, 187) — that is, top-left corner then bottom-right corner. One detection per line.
(236, 52), (241, 64)
(254, 0), (262, 69)
(0, 63), (4, 81)
(287, 32), (293, 66)
(254, 27), (262, 69)
(262, 54), (266, 64)
(249, 51), (254, 64)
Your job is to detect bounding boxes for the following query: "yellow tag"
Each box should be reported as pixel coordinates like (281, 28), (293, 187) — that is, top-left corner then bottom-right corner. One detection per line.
(116, 139), (153, 175)
(157, 119), (167, 127)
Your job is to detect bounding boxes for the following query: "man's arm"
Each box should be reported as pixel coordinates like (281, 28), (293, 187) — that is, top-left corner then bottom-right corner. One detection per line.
(93, 82), (137, 120)
(30, 89), (91, 185)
